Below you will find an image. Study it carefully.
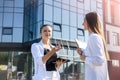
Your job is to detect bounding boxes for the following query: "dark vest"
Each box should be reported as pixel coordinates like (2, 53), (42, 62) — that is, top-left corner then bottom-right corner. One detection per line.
(44, 48), (57, 71)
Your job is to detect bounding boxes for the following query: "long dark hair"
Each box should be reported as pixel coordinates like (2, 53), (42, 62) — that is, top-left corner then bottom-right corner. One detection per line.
(85, 12), (110, 60)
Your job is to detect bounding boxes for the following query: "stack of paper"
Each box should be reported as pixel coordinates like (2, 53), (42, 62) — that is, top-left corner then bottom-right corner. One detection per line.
(75, 39), (87, 49)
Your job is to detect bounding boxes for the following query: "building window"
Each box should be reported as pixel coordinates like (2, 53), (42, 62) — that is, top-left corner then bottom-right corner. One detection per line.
(104, 0), (120, 25)
(52, 23), (62, 39)
(106, 31), (110, 44)
(104, 0), (120, 26)
(77, 28), (84, 36)
(97, 2), (102, 8)
(77, 28), (85, 41)
(53, 23), (61, 32)
(77, 0), (84, 3)
(112, 60), (119, 67)
(2, 27), (13, 35)
(29, 31), (33, 40)
(112, 32), (119, 46)
(110, 0), (120, 25)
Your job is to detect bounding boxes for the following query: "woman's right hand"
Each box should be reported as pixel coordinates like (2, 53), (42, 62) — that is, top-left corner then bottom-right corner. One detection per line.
(76, 48), (82, 55)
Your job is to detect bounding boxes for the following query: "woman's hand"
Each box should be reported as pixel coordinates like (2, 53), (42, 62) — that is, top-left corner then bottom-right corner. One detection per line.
(51, 44), (62, 53)
(76, 48), (82, 55)
(53, 60), (66, 70)
(80, 55), (86, 61)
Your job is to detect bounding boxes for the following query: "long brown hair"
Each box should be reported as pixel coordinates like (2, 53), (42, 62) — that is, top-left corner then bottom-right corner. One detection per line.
(85, 12), (110, 60)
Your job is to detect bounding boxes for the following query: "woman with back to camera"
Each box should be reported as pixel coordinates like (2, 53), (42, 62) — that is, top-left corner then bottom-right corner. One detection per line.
(31, 24), (64, 80)
(76, 12), (110, 80)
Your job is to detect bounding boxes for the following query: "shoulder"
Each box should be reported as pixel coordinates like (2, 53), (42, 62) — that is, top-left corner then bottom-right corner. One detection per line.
(89, 33), (102, 42)
(31, 43), (39, 47)
(90, 33), (101, 39)
(31, 42), (43, 49)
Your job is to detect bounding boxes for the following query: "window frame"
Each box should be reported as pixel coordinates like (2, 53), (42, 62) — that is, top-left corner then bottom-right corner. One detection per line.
(2, 27), (13, 35)
(53, 23), (62, 32)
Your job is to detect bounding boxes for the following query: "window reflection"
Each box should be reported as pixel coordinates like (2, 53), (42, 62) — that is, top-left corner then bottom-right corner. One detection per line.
(38, 0), (43, 5)
(84, 0), (90, 11)
(54, 0), (61, 2)
(53, 23), (61, 31)
(77, 0), (84, 3)
(53, 7), (61, 23)
(62, 10), (69, 25)
(70, 0), (77, 7)
(4, 7), (13, 12)
(13, 28), (22, 42)
(2, 35), (12, 42)
(77, 28), (85, 41)
(97, 2), (102, 8)
(3, 13), (13, 27)
(23, 29), (29, 42)
(53, 31), (61, 39)
(77, 2), (84, 9)
(62, 4), (69, 10)
(44, 5), (52, 21)
(0, 7), (3, 12)
(78, 8), (84, 14)
(91, 0), (97, 11)
(14, 13), (23, 27)
(62, 0), (69, 5)
(77, 28), (84, 36)
(70, 6), (77, 13)
(78, 14), (84, 28)
(0, 13), (2, 26)
(54, 1), (61, 8)
(15, 0), (24, 7)
(4, 1), (13, 7)
(70, 27), (77, 40)
(0, 0), (3, 6)
(62, 25), (69, 40)
(44, 0), (53, 5)
(70, 12), (77, 27)
(53, 23), (62, 39)
(14, 8), (24, 13)
(2, 27), (13, 35)
(43, 21), (52, 25)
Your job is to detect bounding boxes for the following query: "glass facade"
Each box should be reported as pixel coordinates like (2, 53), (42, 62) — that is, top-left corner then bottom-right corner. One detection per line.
(0, 0), (104, 80)
(0, 0), (24, 42)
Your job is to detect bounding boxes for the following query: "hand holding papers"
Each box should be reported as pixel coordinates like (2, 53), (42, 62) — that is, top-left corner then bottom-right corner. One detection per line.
(75, 39), (87, 49)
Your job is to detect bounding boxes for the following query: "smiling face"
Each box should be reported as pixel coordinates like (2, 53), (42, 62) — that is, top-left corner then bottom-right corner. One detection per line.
(40, 26), (52, 40)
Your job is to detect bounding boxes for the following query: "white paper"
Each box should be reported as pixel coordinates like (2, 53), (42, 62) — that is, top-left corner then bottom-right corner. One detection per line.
(75, 39), (87, 49)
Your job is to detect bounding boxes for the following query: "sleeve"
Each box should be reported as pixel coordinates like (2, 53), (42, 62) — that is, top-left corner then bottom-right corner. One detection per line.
(31, 43), (45, 66)
(85, 35), (106, 66)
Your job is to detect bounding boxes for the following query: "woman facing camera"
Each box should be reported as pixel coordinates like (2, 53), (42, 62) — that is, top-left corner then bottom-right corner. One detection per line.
(31, 24), (64, 80)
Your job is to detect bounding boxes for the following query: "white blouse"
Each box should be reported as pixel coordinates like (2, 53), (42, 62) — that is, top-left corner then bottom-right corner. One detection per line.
(83, 33), (109, 80)
(31, 41), (60, 80)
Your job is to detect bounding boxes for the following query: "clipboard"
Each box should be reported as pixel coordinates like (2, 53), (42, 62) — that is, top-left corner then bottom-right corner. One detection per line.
(53, 58), (70, 63)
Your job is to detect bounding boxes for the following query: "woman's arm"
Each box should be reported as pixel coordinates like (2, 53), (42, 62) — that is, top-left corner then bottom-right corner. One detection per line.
(85, 35), (106, 66)
(31, 43), (44, 65)
(42, 44), (62, 63)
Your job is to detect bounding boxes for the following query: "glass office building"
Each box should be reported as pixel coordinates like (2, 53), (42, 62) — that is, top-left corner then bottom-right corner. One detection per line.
(0, 0), (103, 80)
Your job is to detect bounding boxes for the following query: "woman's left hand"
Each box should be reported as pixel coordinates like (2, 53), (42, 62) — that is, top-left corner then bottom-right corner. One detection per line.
(80, 55), (86, 61)
(53, 60), (66, 70)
